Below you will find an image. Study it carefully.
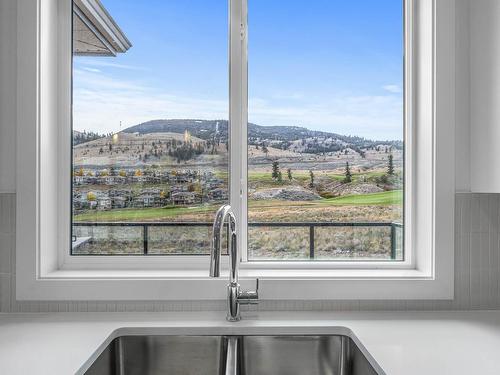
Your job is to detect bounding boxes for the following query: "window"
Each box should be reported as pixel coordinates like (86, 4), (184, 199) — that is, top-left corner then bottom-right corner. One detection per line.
(71, 0), (229, 256)
(246, 0), (404, 261)
(71, 0), (405, 262)
(16, 0), (455, 300)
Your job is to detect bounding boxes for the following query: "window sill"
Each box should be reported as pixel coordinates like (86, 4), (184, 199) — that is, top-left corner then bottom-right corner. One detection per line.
(43, 267), (427, 280)
(16, 266), (452, 301)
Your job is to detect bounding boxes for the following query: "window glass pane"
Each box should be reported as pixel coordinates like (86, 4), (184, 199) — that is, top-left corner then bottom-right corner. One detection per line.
(71, 0), (228, 255)
(247, 0), (404, 261)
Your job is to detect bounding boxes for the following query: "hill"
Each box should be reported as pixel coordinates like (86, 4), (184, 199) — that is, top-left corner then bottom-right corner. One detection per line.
(73, 130), (106, 145)
(72, 131), (220, 167)
(120, 119), (403, 152)
(73, 119), (403, 168)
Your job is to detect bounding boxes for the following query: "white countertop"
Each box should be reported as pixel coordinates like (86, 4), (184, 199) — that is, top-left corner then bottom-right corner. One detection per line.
(0, 310), (498, 374)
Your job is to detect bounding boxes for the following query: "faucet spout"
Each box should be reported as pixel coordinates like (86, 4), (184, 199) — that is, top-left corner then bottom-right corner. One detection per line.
(210, 204), (258, 321)
(210, 204), (236, 278)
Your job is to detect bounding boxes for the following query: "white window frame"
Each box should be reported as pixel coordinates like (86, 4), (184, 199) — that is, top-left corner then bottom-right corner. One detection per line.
(16, 0), (455, 301)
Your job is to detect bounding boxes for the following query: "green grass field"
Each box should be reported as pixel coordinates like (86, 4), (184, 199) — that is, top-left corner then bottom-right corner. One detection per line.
(325, 190), (402, 205)
(74, 190), (402, 222)
(73, 204), (219, 222)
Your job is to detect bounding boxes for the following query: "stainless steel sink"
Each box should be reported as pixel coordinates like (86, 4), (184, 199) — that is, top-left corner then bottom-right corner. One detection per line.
(240, 335), (379, 375)
(84, 336), (226, 375)
(83, 335), (380, 375)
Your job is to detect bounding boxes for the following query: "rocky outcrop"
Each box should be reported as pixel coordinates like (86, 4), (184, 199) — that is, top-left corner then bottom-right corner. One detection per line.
(330, 183), (384, 196)
(250, 187), (321, 201)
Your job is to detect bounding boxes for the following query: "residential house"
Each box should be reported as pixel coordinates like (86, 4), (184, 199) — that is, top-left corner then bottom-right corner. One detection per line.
(171, 191), (197, 206)
(208, 188), (228, 202)
(133, 189), (163, 208)
(97, 196), (111, 210)
(111, 196), (127, 209)
(73, 175), (85, 185)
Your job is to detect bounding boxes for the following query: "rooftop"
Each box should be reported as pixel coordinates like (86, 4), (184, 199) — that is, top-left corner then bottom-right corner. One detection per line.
(72, 0), (131, 56)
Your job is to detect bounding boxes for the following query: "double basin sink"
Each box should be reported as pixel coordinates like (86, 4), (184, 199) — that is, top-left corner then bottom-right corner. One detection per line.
(84, 334), (381, 375)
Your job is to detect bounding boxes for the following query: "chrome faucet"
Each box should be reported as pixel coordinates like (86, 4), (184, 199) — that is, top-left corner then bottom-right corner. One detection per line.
(210, 204), (259, 321)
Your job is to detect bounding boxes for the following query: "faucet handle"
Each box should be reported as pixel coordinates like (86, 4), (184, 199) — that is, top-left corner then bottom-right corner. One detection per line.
(238, 278), (259, 305)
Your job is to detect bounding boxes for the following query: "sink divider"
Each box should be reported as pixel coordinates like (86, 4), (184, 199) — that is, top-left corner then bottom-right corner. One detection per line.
(224, 336), (239, 375)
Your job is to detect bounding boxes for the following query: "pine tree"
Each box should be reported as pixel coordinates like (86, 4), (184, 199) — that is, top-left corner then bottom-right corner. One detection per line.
(343, 161), (352, 183)
(272, 161), (280, 179)
(387, 154), (395, 175)
(277, 171), (283, 183)
(309, 170), (314, 187)
(262, 143), (269, 157)
(287, 168), (292, 181)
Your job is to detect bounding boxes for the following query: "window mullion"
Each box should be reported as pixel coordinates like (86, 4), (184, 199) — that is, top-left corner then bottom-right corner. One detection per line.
(241, 0), (248, 262)
(229, 0), (248, 262)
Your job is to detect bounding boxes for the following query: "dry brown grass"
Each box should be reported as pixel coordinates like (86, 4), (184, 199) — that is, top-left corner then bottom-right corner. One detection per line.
(74, 203), (403, 259)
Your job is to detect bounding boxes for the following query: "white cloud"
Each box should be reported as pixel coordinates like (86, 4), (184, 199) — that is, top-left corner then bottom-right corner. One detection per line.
(248, 94), (403, 140)
(382, 84), (402, 94)
(81, 67), (101, 73)
(77, 60), (145, 71)
(73, 70), (402, 140)
(73, 70), (227, 133)
(73, 69), (149, 93)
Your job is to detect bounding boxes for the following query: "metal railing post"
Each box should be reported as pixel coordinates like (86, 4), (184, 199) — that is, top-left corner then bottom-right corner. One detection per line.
(390, 223), (396, 260)
(309, 226), (315, 259)
(143, 224), (148, 254)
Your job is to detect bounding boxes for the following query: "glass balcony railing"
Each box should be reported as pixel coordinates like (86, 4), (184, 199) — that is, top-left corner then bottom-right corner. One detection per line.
(72, 221), (403, 260)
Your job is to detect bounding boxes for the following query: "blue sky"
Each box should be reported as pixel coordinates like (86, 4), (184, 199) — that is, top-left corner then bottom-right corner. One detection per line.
(73, 0), (403, 140)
